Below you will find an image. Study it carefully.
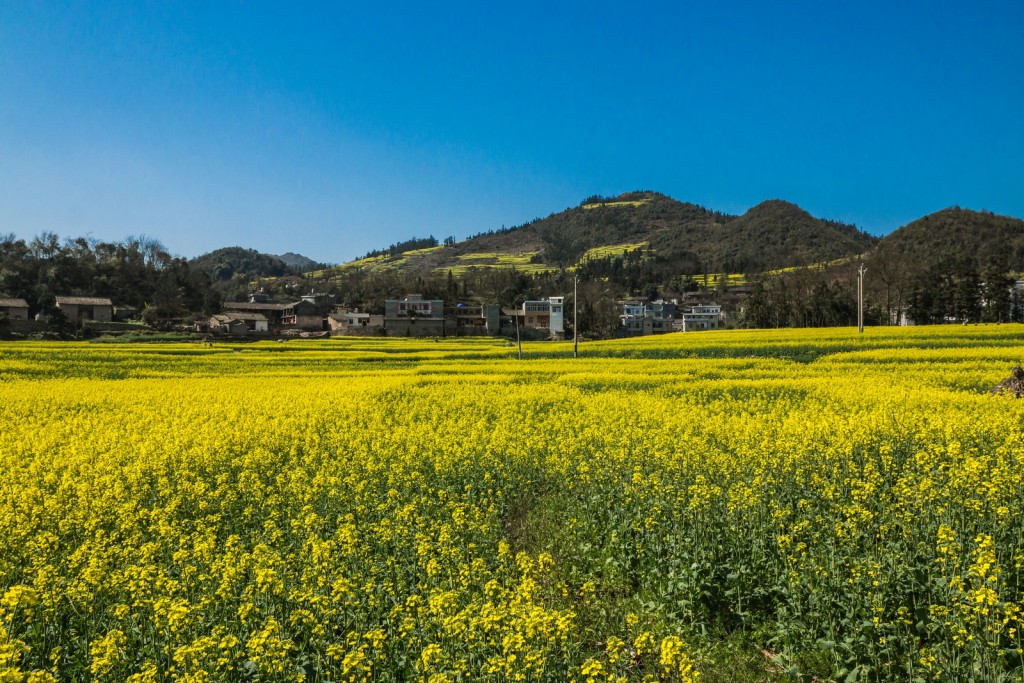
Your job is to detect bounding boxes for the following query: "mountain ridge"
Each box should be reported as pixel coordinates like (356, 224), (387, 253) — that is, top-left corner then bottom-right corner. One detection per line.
(311, 192), (879, 280)
(190, 195), (1024, 292)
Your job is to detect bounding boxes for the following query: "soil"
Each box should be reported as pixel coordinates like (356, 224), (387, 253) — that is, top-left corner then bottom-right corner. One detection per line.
(991, 365), (1024, 397)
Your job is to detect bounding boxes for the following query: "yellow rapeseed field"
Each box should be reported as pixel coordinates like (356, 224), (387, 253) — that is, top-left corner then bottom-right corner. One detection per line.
(1, 326), (1022, 681)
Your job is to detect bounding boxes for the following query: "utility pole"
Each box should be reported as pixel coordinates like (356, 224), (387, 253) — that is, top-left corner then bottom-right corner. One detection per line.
(514, 302), (522, 360)
(857, 264), (866, 334)
(573, 273), (579, 358)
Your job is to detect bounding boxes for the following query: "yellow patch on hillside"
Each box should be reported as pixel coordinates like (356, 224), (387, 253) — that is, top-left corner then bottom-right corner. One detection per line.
(581, 199), (652, 210)
(576, 242), (649, 265)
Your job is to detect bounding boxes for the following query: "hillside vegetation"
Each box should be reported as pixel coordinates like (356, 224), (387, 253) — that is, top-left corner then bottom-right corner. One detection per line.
(315, 191), (878, 283)
(183, 194), (1024, 331)
(876, 207), (1024, 268)
(190, 247), (293, 282)
(7, 193), (1022, 334)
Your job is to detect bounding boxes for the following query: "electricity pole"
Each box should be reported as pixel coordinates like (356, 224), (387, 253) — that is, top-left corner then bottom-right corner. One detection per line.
(857, 264), (866, 334)
(573, 273), (578, 358)
(514, 302), (522, 360)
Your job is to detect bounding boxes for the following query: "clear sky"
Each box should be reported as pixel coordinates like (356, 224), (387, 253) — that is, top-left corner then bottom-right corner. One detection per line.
(2, 1), (1022, 263)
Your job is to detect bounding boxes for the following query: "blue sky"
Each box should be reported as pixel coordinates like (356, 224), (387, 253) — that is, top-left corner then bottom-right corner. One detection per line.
(1, 1), (1021, 263)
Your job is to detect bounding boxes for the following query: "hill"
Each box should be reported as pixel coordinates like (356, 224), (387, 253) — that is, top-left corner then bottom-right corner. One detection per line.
(322, 192), (878, 281)
(277, 252), (322, 272)
(874, 207), (1024, 269)
(190, 247), (292, 282)
(703, 200), (878, 272)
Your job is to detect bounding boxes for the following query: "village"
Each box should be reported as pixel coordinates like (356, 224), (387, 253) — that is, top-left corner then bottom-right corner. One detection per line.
(205, 292), (725, 339)
(0, 292), (725, 339)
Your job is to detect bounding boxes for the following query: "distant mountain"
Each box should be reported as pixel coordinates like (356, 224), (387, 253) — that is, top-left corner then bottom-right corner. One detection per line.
(192, 199), (1024, 305)
(322, 191), (878, 279)
(277, 252), (322, 272)
(874, 207), (1024, 269)
(707, 200), (878, 272)
(191, 247), (291, 282)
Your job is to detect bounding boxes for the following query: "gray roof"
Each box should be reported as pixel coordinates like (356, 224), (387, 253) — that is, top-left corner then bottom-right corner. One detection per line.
(55, 296), (113, 306)
(223, 301), (289, 311)
(226, 311), (267, 322)
(211, 312), (268, 323)
(0, 298), (29, 308)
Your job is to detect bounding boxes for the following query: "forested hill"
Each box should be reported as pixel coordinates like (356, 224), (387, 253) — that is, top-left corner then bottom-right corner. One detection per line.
(190, 247), (312, 282)
(526, 193), (878, 274)
(324, 191), (878, 280)
(707, 200), (879, 272)
(874, 207), (1024, 269)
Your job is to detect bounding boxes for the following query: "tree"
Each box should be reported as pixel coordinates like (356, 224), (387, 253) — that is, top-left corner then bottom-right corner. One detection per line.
(981, 268), (1014, 323)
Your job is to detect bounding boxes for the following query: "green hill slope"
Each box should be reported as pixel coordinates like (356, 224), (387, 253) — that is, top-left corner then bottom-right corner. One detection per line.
(875, 207), (1024, 269)
(190, 247), (292, 282)
(323, 191), (878, 280)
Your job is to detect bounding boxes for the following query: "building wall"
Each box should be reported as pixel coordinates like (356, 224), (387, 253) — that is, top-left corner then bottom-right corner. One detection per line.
(60, 304), (113, 323)
(385, 297), (443, 318)
(484, 304), (501, 333)
(2, 306), (28, 321)
(548, 297), (565, 334)
(333, 325), (387, 337)
(60, 303), (80, 321)
(385, 318), (446, 337)
(682, 315), (720, 331)
(290, 314), (323, 331)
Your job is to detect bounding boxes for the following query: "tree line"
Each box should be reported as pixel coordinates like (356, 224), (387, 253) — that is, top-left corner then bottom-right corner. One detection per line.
(6, 226), (1021, 338)
(740, 248), (1022, 328)
(0, 233), (219, 327)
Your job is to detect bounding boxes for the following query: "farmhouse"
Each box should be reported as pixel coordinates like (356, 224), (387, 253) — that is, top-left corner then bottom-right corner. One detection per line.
(55, 296), (113, 323)
(223, 301), (289, 330)
(281, 299), (323, 331)
(300, 291), (336, 313)
(384, 294), (445, 337)
(680, 304), (722, 331)
(385, 294), (444, 319)
(0, 298), (30, 321)
(327, 310), (384, 335)
(620, 299), (676, 336)
(208, 311), (269, 335)
(451, 303), (501, 333)
(521, 297), (565, 337)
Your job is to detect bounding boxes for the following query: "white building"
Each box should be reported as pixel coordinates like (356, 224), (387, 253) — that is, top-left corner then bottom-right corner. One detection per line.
(548, 296), (565, 334)
(620, 299), (677, 336)
(680, 303), (722, 331)
(521, 297), (565, 336)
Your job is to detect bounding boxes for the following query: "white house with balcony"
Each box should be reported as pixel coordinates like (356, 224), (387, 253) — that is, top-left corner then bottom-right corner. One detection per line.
(680, 303), (722, 331)
(521, 297), (565, 337)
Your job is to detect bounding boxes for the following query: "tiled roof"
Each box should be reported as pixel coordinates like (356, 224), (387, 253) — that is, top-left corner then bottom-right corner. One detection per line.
(55, 296), (113, 306)
(223, 301), (289, 311)
(0, 298), (29, 308)
(211, 312), (268, 323)
(225, 311), (267, 321)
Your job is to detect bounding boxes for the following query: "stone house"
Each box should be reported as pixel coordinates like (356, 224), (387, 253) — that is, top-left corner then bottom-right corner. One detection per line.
(55, 296), (113, 323)
(0, 298), (30, 321)
(282, 299), (323, 331)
